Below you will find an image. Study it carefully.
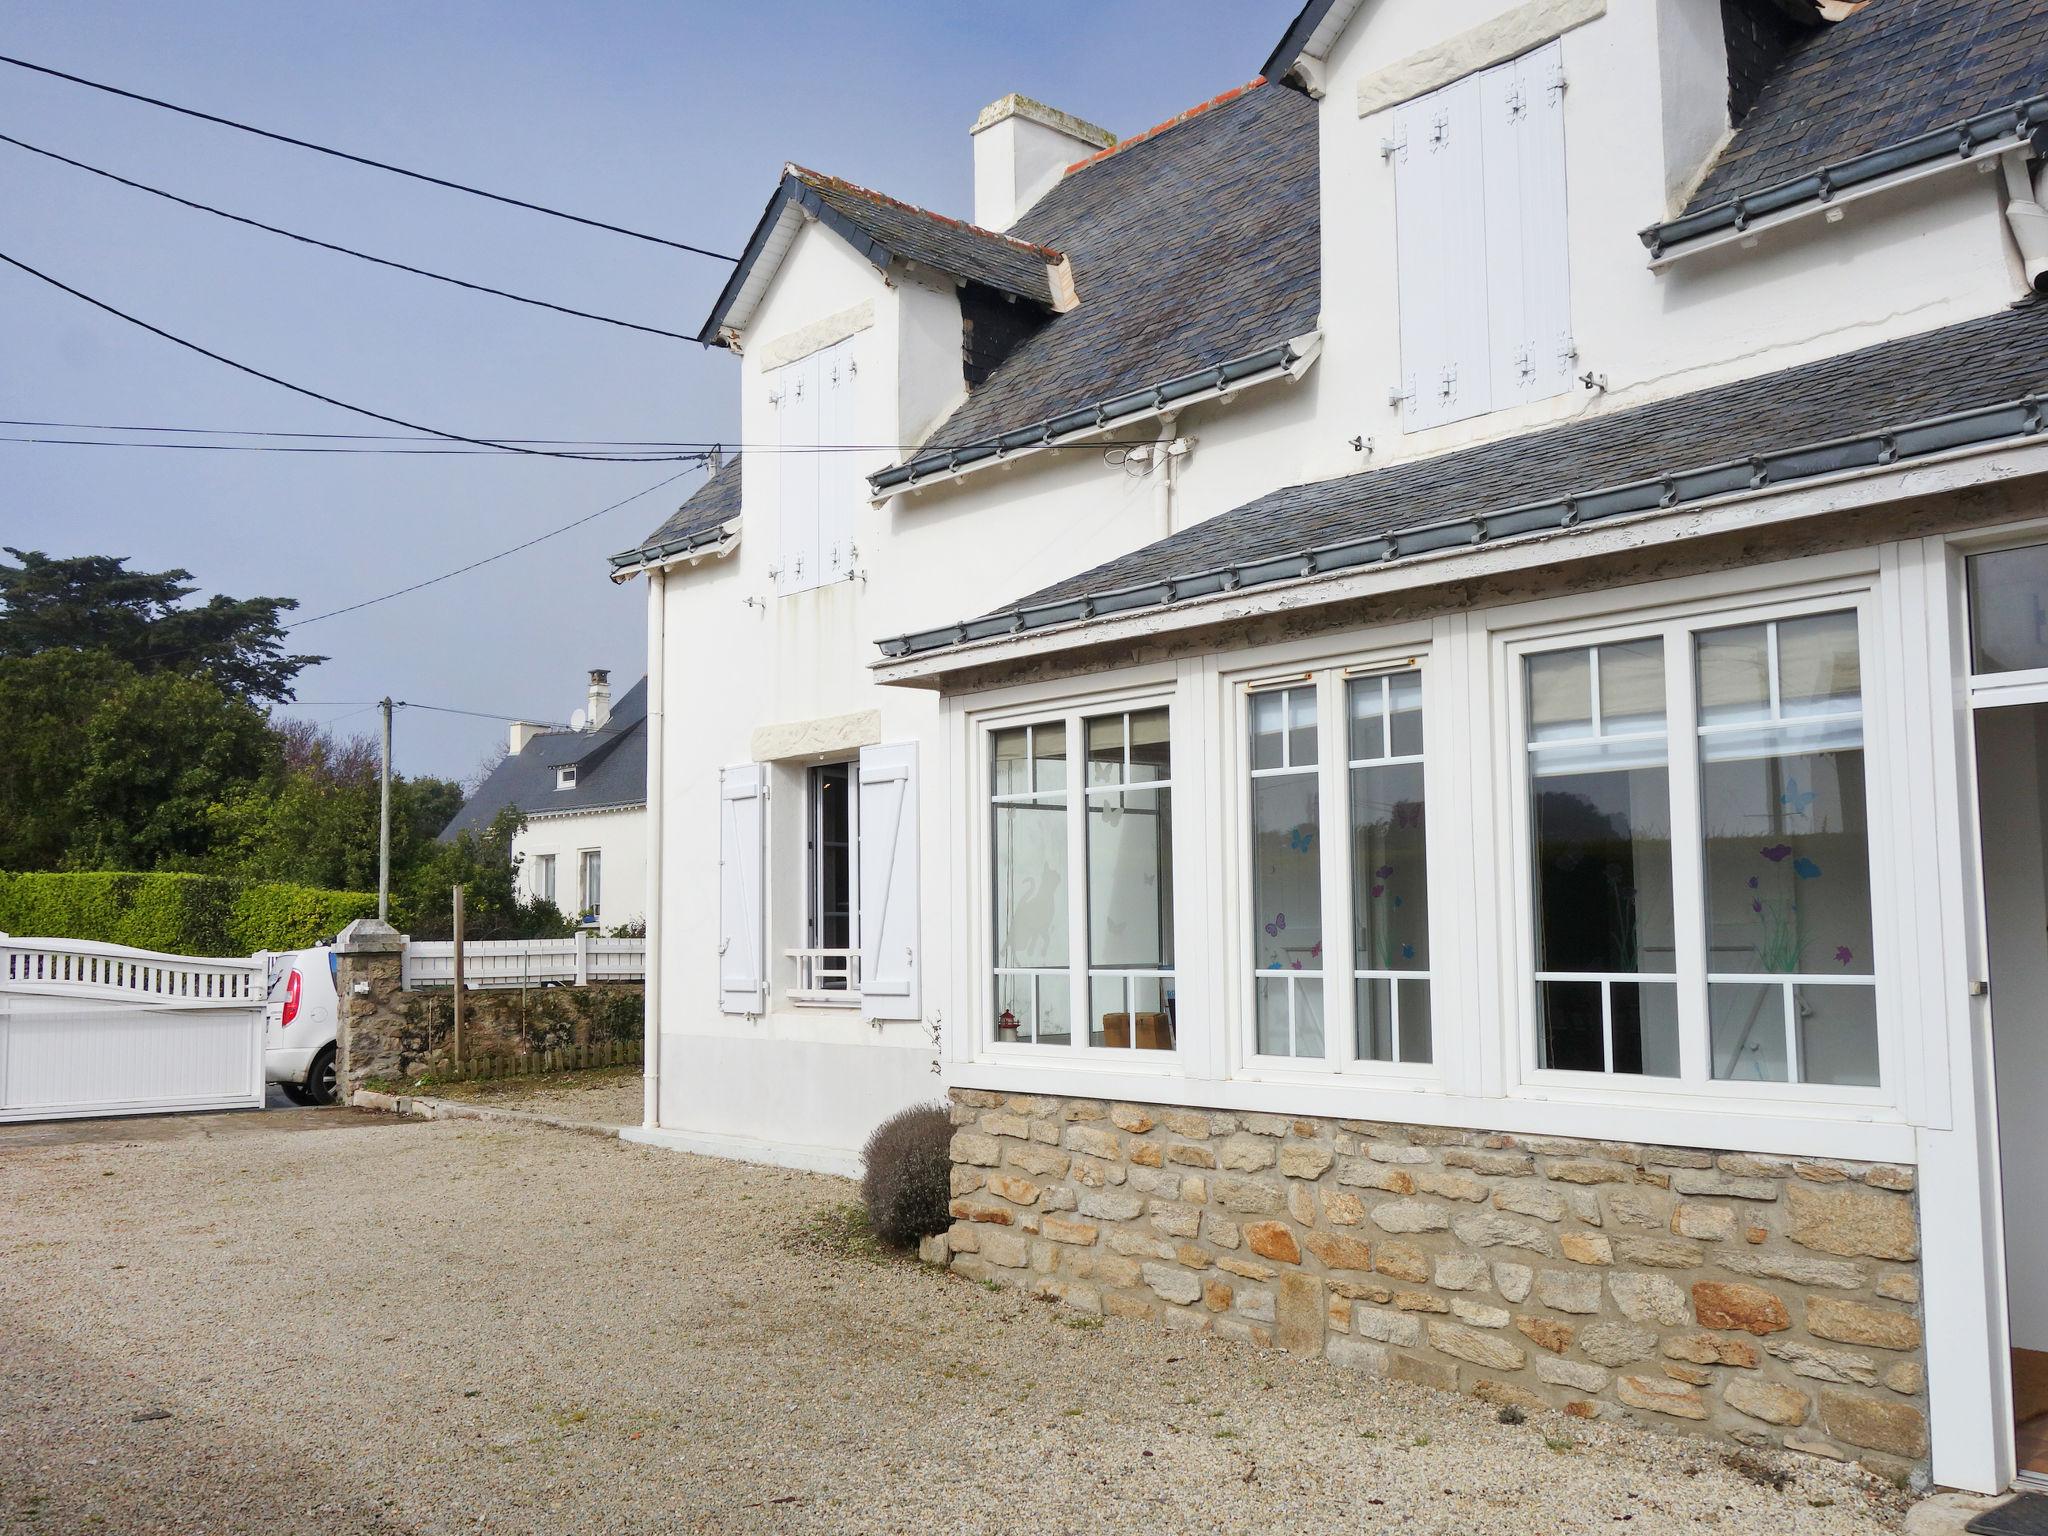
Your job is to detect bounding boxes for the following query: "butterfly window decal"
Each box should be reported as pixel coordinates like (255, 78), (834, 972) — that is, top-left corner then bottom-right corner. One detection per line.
(1265, 913), (1287, 938)
(1779, 778), (1818, 817)
(1288, 825), (1316, 854)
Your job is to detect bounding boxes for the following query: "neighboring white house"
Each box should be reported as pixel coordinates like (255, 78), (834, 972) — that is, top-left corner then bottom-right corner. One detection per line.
(611, 0), (2048, 1491)
(441, 669), (648, 930)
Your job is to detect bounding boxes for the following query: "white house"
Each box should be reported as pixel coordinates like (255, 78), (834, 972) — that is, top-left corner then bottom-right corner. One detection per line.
(613, 0), (2048, 1491)
(442, 669), (648, 929)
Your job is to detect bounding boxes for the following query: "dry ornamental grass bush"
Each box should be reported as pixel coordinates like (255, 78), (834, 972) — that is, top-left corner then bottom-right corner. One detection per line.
(860, 1102), (954, 1249)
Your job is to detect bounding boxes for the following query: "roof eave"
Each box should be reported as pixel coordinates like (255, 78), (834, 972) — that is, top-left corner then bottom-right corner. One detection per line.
(1260, 0), (1361, 91)
(1642, 95), (2048, 263)
(608, 520), (741, 582)
(874, 391), (2048, 673)
(867, 331), (1324, 501)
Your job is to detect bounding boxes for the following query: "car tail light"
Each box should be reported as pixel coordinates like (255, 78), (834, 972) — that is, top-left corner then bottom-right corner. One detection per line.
(281, 969), (302, 1028)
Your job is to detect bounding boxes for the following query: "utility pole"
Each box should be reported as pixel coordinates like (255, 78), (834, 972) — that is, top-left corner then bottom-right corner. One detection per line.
(451, 884), (465, 1067)
(378, 698), (394, 923)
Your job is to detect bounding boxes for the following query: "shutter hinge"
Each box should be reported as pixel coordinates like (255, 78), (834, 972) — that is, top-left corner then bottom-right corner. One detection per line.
(1380, 129), (1407, 162)
(1387, 381), (1415, 408)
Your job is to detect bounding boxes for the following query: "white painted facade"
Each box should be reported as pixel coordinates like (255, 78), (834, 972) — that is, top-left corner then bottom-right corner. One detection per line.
(625, 0), (2048, 1487)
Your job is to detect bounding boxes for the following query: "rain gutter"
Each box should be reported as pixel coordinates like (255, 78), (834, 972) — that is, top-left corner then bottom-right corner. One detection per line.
(876, 391), (2048, 659)
(867, 332), (1322, 500)
(607, 521), (739, 582)
(1642, 96), (2048, 264)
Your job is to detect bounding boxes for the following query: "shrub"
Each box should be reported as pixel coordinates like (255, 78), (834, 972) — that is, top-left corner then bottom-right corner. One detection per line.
(860, 1102), (955, 1250)
(0, 870), (375, 955)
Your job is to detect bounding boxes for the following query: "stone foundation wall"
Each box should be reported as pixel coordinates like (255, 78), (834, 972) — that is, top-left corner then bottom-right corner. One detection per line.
(940, 1090), (1928, 1476)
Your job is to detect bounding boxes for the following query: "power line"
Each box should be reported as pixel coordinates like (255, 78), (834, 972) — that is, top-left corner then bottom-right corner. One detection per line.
(0, 132), (702, 343)
(287, 466), (700, 628)
(0, 434), (688, 457)
(0, 53), (739, 263)
(0, 248), (711, 463)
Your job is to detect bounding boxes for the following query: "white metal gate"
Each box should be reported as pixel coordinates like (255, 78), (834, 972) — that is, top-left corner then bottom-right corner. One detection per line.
(0, 937), (266, 1122)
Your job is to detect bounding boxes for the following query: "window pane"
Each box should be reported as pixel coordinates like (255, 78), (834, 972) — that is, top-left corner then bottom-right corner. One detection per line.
(1088, 786), (1173, 968)
(1530, 760), (1675, 975)
(1389, 671), (1425, 757)
(1700, 744), (1873, 979)
(992, 727), (1029, 796)
(1289, 687), (1319, 767)
(1251, 773), (1322, 977)
(1090, 973), (1126, 1048)
(1351, 759), (1428, 970)
(1356, 976), (1393, 1061)
(1130, 972), (1176, 1050)
(1397, 979), (1433, 1064)
(1797, 983), (1879, 1087)
(1969, 544), (2048, 675)
(1250, 690), (1287, 770)
(1129, 708), (1171, 783)
(1348, 679), (1385, 761)
(1536, 979), (1603, 1071)
(995, 971), (1070, 1047)
(1599, 640), (1666, 734)
(1710, 982), (1787, 1081)
(1611, 982), (1679, 1076)
(1087, 715), (1123, 787)
(994, 801), (1067, 969)
(1778, 612), (1861, 717)
(1032, 722), (1067, 793)
(1697, 624), (1771, 725)
(1528, 649), (1592, 739)
(1257, 976), (1324, 1057)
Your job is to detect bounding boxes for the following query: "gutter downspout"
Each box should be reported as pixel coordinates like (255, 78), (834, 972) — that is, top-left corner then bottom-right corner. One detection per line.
(2002, 150), (2048, 294)
(1152, 412), (1179, 539)
(642, 563), (666, 1130)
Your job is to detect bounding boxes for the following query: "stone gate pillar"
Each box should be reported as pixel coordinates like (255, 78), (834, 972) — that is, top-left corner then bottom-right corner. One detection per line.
(334, 918), (407, 1097)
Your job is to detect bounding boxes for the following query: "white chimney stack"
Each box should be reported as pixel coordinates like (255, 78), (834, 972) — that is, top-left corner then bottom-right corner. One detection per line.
(586, 668), (612, 732)
(508, 720), (544, 755)
(971, 94), (1115, 232)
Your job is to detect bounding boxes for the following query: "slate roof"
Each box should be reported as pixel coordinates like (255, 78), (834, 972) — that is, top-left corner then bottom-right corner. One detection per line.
(440, 677), (648, 841)
(1649, 0), (2047, 249)
(883, 300), (2048, 656)
(697, 167), (1066, 344)
(615, 455), (741, 567)
(879, 79), (1320, 475)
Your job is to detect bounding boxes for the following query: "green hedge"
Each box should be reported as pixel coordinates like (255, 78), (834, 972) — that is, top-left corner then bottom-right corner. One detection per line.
(0, 871), (377, 956)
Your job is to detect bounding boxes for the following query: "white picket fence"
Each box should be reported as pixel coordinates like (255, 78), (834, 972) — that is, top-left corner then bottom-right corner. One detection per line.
(402, 931), (644, 990)
(0, 936), (267, 1122)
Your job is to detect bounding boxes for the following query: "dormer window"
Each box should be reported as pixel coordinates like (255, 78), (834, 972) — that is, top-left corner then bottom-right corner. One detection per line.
(556, 766), (577, 791)
(1391, 39), (1574, 430)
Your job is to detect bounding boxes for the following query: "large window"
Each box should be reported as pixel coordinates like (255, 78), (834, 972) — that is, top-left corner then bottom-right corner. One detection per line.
(990, 708), (1176, 1052)
(799, 762), (858, 1000)
(1524, 639), (1679, 1076)
(578, 849), (602, 919)
(1350, 672), (1432, 1063)
(1517, 606), (1880, 1090)
(532, 853), (556, 907)
(1250, 686), (1324, 1057)
(1243, 667), (1438, 1069)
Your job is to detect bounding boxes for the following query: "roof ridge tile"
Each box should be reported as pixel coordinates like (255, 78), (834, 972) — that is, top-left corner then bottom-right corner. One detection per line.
(1063, 77), (1267, 175)
(784, 163), (1065, 263)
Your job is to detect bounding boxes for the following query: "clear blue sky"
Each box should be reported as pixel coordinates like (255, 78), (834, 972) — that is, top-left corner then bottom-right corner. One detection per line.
(1, 0), (1287, 779)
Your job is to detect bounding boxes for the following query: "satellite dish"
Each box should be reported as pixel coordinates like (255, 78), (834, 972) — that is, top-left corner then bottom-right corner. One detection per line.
(569, 708), (587, 732)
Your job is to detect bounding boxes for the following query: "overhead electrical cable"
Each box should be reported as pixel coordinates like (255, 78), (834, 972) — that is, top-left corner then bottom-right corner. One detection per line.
(0, 132), (701, 341)
(0, 53), (739, 263)
(0, 434), (691, 457)
(287, 466), (700, 627)
(0, 248), (711, 463)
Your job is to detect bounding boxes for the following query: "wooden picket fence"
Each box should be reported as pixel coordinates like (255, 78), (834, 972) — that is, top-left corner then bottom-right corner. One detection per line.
(426, 1036), (641, 1084)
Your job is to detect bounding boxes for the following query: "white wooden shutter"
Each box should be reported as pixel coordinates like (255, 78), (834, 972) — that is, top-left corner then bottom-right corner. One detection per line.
(773, 354), (821, 595)
(718, 764), (768, 1014)
(1480, 40), (1572, 407)
(857, 742), (920, 1021)
(1393, 74), (1490, 431)
(819, 340), (856, 584)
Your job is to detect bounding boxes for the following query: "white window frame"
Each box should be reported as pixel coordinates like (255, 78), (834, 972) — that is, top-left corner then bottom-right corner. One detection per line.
(578, 848), (602, 918)
(532, 853), (556, 906)
(980, 685), (1183, 1065)
(1231, 645), (1446, 1085)
(556, 766), (577, 791)
(1499, 585), (1896, 1111)
(796, 760), (861, 1006)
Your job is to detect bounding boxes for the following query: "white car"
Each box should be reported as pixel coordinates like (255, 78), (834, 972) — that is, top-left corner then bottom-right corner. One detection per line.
(264, 947), (340, 1106)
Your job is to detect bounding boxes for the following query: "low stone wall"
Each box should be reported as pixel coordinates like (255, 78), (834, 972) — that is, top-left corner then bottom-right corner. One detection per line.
(940, 1090), (1928, 1477)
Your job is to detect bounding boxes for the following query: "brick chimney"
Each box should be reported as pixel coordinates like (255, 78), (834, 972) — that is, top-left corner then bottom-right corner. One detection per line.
(586, 669), (612, 731)
(971, 94), (1114, 232)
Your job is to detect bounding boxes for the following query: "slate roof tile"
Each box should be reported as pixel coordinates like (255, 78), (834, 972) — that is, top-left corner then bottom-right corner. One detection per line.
(440, 677), (649, 841)
(624, 455), (741, 560)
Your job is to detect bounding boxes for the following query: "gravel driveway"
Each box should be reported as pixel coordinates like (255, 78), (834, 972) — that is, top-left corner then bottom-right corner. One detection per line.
(0, 1105), (1914, 1535)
